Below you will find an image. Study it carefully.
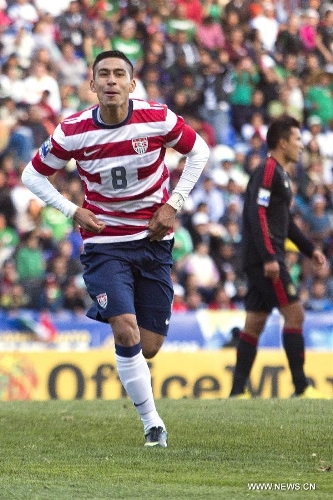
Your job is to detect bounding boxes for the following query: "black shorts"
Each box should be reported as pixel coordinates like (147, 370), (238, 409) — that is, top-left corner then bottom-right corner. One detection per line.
(245, 262), (299, 313)
(80, 238), (174, 335)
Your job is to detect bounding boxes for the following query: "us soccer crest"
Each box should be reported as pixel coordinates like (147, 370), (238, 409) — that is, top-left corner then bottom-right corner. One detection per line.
(132, 137), (148, 155)
(96, 293), (108, 309)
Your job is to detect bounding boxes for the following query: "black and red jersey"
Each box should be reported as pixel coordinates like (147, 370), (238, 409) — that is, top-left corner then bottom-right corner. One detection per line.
(242, 157), (315, 270)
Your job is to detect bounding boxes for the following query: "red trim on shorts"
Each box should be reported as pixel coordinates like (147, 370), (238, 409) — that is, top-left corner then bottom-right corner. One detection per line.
(272, 277), (289, 307)
(240, 332), (258, 346)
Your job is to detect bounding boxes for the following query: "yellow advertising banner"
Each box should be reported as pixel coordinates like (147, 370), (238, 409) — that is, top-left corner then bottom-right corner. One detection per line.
(0, 350), (332, 401)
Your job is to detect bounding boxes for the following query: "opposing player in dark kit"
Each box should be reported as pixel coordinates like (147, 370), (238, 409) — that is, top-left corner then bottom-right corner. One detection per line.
(229, 115), (329, 399)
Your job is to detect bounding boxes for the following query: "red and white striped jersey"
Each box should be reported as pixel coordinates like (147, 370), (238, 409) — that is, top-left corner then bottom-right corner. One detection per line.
(31, 99), (196, 243)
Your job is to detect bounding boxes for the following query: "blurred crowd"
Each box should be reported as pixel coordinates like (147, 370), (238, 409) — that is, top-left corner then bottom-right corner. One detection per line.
(1, 0), (333, 317)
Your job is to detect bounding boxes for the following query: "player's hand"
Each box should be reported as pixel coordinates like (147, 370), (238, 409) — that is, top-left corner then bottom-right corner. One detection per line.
(73, 207), (106, 234)
(312, 248), (327, 270)
(264, 260), (280, 282)
(147, 204), (176, 241)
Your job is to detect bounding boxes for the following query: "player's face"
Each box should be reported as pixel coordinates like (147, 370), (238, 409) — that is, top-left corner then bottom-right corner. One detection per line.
(284, 127), (303, 163)
(90, 57), (136, 110)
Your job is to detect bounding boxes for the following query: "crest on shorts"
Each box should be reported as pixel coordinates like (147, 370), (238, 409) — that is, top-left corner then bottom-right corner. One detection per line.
(96, 292), (108, 309)
(132, 137), (148, 155)
(39, 136), (53, 160)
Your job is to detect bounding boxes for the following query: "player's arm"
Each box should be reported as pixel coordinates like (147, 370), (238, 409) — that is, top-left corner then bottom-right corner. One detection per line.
(288, 218), (327, 271)
(21, 162), (105, 234)
(148, 132), (210, 241)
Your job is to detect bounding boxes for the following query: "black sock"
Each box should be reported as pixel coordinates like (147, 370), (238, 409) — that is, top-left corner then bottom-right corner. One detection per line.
(283, 328), (308, 395)
(230, 332), (258, 396)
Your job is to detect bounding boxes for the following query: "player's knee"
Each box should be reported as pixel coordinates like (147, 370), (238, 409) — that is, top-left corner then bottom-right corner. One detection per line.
(109, 314), (140, 344)
(282, 301), (304, 328)
(142, 347), (158, 359)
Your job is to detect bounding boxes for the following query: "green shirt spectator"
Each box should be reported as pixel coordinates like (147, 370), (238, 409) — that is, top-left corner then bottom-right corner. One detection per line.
(42, 206), (73, 241)
(229, 57), (260, 106)
(305, 71), (333, 126)
(172, 217), (193, 264)
(15, 231), (45, 282)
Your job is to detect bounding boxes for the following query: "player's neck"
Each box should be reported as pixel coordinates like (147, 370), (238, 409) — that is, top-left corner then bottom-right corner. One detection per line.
(98, 105), (129, 125)
(269, 152), (288, 169)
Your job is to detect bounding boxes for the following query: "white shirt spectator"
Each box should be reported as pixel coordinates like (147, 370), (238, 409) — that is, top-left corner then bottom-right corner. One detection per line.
(250, 3), (279, 53)
(7, 0), (39, 31)
(23, 61), (62, 113)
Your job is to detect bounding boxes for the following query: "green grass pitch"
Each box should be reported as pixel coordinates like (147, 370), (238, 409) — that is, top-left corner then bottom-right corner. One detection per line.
(0, 399), (332, 499)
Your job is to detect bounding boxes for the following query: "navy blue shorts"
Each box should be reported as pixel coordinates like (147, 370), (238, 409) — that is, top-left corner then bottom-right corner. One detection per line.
(80, 238), (174, 335)
(245, 262), (299, 313)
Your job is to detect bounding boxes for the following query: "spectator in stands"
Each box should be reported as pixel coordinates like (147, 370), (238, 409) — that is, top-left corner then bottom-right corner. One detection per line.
(268, 85), (303, 122)
(250, 1), (279, 55)
(62, 275), (88, 314)
(171, 283), (188, 313)
(300, 50), (322, 86)
(0, 212), (19, 266)
(229, 55), (260, 135)
(223, 0), (252, 36)
(303, 278), (333, 312)
(172, 214), (193, 269)
(198, 58), (234, 146)
(112, 18), (144, 73)
(208, 284), (236, 310)
(7, 0), (39, 32)
(315, 7), (333, 68)
(37, 272), (64, 312)
(166, 3), (197, 44)
(0, 61), (26, 104)
(275, 13), (303, 62)
(23, 60), (62, 114)
(241, 111), (268, 142)
(224, 26), (249, 65)
(0, 168), (16, 228)
(300, 9), (320, 53)
(56, 0), (88, 57)
(303, 193), (333, 246)
(195, 15), (226, 55)
(15, 229), (45, 306)
(189, 176), (226, 223)
(305, 70), (333, 127)
(285, 249), (302, 288)
(57, 40), (88, 88)
(185, 287), (207, 311)
(182, 241), (220, 302)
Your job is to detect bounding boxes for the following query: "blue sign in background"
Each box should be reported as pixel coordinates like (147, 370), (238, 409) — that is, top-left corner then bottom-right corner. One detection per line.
(0, 309), (332, 350)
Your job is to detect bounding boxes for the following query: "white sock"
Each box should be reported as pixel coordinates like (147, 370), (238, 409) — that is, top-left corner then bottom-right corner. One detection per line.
(115, 350), (165, 433)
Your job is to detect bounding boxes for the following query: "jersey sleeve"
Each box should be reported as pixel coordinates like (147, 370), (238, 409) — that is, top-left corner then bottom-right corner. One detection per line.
(164, 108), (196, 154)
(288, 218), (315, 258)
(31, 124), (73, 176)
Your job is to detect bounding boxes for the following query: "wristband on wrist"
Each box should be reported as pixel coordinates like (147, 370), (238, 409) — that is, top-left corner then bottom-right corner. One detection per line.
(166, 192), (185, 211)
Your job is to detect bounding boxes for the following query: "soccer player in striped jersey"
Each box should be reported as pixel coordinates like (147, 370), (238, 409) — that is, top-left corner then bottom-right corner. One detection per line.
(22, 50), (210, 446)
(229, 116), (329, 399)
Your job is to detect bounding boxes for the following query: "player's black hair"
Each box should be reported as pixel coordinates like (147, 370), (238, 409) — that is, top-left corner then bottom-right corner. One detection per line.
(92, 50), (134, 78)
(266, 115), (300, 150)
